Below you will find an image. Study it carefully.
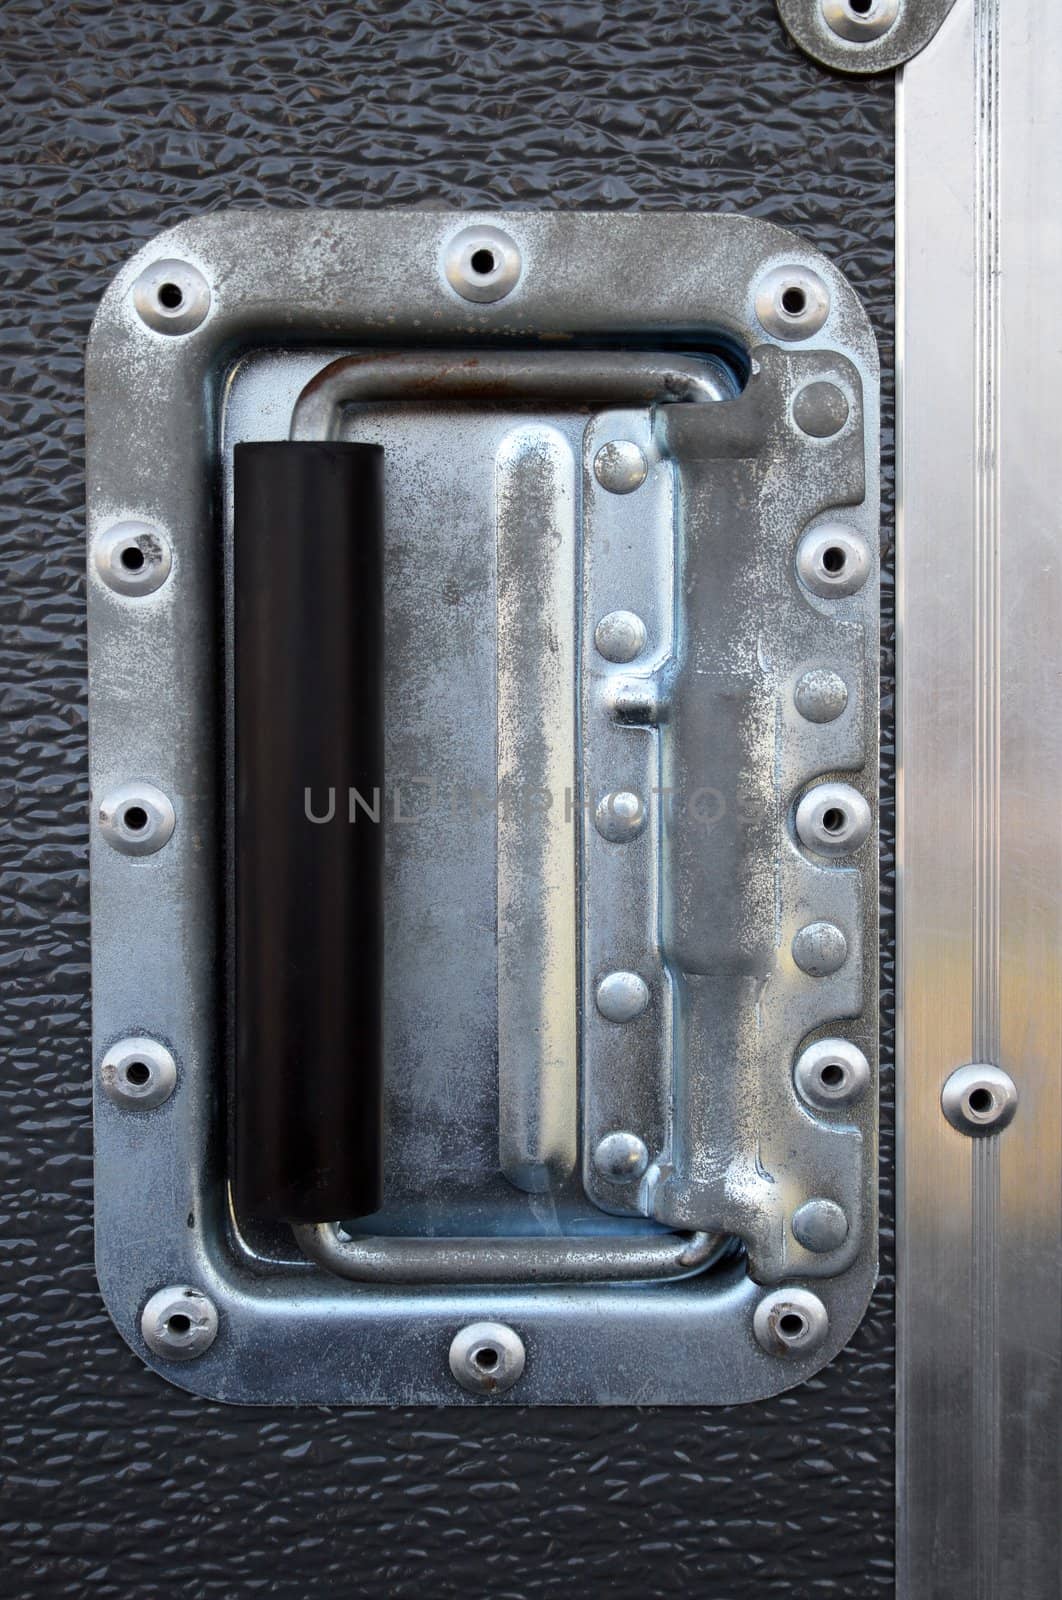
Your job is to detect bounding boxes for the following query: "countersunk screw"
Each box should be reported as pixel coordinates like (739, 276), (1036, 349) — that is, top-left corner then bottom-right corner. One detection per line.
(941, 1063), (1019, 1137)
(132, 258), (211, 336)
(97, 782), (176, 857)
(99, 1037), (177, 1111)
(141, 1286), (218, 1361)
(753, 1288), (829, 1358)
(449, 1321), (525, 1396)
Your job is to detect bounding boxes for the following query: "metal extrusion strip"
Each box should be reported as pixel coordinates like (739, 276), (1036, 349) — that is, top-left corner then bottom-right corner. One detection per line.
(88, 209), (880, 1405)
(778, 0), (957, 75)
(897, 0), (1062, 1593)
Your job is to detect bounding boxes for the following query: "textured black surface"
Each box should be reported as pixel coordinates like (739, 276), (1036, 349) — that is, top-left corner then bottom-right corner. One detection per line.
(0, 2), (895, 1595)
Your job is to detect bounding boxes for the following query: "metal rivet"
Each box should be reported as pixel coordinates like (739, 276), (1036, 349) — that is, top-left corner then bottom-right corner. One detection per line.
(94, 521), (173, 598)
(449, 1321), (525, 1395)
(132, 258), (211, 335)
(754, 264), (831, 341)
(98, 782), (176, 857)
(941, 1063), (1019, 1137)
(99, 1037), (177, 1111)
(795, 782), (872, 857)
(594, 610), (647, 664)
(821, 0), (900, 44)
(794, 1038), (870, 1109)
(594, 790), (647, 844)
(594, 1130), (650, 1183)
(792, 921), (848, 977)
(796, 523), (872, 598)
(792, 381), (850, 439)
(753, 1288), (829, 1358)
(595, 970), (650, 1024)
(794, 667), (849, 724)
(792, 1198), (849, 1253)
(442, 224), (522, 304)
(593, 441), (648, 495)
(141, 1286), (218, 1361)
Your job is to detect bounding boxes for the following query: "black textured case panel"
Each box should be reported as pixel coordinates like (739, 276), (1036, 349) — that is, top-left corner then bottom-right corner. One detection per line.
(0, 2), (895, 1594)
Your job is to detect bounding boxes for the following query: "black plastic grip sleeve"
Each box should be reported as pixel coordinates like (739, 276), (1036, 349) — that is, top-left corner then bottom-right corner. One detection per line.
(233, 441), (384, 1224)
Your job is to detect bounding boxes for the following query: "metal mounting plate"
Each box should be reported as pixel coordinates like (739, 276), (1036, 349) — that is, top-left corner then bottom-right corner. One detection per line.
(778, 0), (958, 75)
(87, 208), (879, 1405)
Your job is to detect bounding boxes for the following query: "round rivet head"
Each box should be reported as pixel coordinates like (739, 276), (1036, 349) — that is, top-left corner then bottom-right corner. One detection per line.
(792, 921), (848, 977)
(793, 381), (850, 439)
(595, 970), (650, 1024)
(94, 522), (172, 597)
(794, 1038), (870, 1109)
(941, 1063), (1019, 1137)
(796, 524), (872, 599)
(100, 1037), (177, 1111)
(753, 1288), (829, 1358)
(795, 782), (872, 857)
(141, 1286), (218, 1361)
(755, 264), (831, 341)
(821, 0), (900, 44)
(794, 667), (849, 724)
(595, 610), (647, 664)
(594, 790), (647, 844)
(98, 782), (175, 857)
(593, 441), (648, 495)
(594, 1131), (650, 1183)
(132, 258), (211, 336)
(442, 224), (522, 304)
(449, 1321), (525, 1396)
(792, 1198), (849, 1254)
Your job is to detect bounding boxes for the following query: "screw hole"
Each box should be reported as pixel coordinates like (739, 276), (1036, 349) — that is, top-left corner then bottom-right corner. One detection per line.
(125, 1061), (151, 1086)
(819, 1062), (846, 1089)
(848, 0), (874, 13)
(821, 807), (847, 834)
(469, 248), (496, 277)
(119, 545), (146, 572)
(781, 286), (808, 317)
(778, 1311), (806, 1338)
(967, 1087), (994, 1115)
(122, 805), (149, 832)
(473, 1345), (499, 1371)
(157, 281), (184, 310)
(821, 545), (847, 574)
(166, 1313), (191, 1335)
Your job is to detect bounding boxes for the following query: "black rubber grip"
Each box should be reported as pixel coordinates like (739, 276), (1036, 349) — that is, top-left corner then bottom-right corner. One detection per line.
(233, 441), (384, 1224)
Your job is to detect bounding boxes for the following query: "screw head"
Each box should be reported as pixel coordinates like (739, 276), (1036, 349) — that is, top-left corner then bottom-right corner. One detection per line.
(821, 0), (900, 43)
(593, 441), (648, 495)
(593, 1130), (650, 1183)
(796, 524), (872, 598)
(99, 1037), (177, 1111)
(594, 610), (647, 664)
(941, 1063), (1019, 1137)
(794, 667), (849, 724)
(141, 1286), (218, 1361)
(594, 790), (647, 844)
(753, 1288), (829, 1358)
(97, 782), (176, 857)
(795, 782), (872, 857)
(792, 921), (848, 977)
(595, 970), (650, 1024)
(794, 1038), (871, 1109)
(449, 1321), (525, 1396)
(442, 224), (522, 304)
(754, 264), (831, 341)
(792, 1198), (850, 1254)
(94, 521), (172, 597)
(132, 258), (211, 335)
